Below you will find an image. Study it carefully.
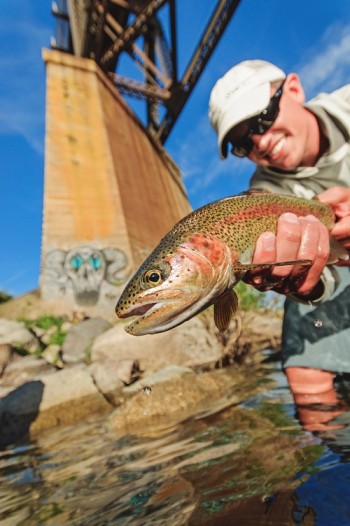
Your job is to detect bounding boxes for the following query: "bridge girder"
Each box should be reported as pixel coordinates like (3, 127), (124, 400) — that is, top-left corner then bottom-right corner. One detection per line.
(52, 0), (241, 144)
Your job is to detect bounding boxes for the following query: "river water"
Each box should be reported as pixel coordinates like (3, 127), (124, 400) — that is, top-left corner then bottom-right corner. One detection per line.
(1, 353), (350, 525)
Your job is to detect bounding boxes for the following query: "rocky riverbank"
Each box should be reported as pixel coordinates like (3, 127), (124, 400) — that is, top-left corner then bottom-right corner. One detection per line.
(0, 292), (283, 448)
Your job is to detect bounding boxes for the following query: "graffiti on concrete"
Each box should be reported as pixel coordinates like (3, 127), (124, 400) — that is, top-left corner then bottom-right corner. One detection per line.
(44, 246), (129, 306)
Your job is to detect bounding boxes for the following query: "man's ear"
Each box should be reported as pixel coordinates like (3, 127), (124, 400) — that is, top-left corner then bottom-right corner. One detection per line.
(284, 73), (305, 103)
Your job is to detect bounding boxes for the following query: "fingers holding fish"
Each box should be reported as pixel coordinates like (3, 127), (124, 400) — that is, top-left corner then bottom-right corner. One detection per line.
(253, 231), (277, 263)
(317, 186), (350, 219)
(244, 213), (330, 296)
(332, 216), (350, 241)
(317, 186), (350, 259)
(272, 213), (303, 279)
(246, 213), (304, 291)
(294, 216), (330, 294)
(245, 232), (281, 290)
(271, 213), (330, 294)
(330, 216), (350, 257)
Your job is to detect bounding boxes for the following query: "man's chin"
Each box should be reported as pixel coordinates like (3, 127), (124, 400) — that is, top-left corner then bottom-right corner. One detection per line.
(268, 155), (299, 171)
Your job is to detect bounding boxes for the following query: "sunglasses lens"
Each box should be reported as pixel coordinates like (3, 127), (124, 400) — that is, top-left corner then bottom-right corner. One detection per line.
(252, 118), (272, 136)
(232, 137), (253, 157)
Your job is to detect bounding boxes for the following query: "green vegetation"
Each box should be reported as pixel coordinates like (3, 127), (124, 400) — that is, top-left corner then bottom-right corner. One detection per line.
(20, 315), (64, 331)
(37, 503), (64, 522)
(235, 281), (283, 311)
(256, 401), (297, 430)
(11, 345), (29, 356)
(19, 315), (68, 355)
(0, 290), (12, 303)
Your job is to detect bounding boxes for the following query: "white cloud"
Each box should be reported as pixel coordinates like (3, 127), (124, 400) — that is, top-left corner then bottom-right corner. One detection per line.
(297, 22), (350, 96)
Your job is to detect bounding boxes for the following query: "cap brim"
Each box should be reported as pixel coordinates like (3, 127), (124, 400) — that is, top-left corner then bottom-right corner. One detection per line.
(218, 82), (271, 159)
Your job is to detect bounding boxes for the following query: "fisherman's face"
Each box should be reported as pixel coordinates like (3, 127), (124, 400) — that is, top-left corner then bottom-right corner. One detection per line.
(226, 74), (316, 170)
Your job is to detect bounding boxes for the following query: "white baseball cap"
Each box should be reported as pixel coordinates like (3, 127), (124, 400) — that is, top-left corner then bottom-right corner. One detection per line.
(209, 60), (286, 158)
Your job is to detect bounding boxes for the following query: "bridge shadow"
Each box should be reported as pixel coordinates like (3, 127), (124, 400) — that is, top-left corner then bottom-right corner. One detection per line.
(0, 380), (44, 449)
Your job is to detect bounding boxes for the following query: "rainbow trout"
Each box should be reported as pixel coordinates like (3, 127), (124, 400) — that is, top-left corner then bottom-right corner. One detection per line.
(116, 191), (347, 335)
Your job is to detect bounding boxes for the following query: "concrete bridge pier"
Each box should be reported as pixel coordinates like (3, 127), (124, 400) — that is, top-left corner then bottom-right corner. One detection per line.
(41, 50), (191, 317)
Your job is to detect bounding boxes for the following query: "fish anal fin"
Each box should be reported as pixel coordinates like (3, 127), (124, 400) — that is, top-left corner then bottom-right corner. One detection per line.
(233, 258), (312, 272)
(213, 288), (240, 333)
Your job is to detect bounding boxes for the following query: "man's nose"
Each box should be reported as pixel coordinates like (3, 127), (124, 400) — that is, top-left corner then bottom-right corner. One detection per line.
(251, 132), (269, 153)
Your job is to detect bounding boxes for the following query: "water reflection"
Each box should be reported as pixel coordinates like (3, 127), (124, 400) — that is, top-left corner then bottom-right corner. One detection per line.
(0, 360), (350, 525)
(291, 374), (350, 526)
(295, 374), (350, 452)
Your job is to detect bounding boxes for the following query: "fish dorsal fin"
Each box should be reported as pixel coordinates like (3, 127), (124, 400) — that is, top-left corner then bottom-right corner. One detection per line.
(213, 288), (240, 332)
(238, 188), (272, 196)
(328, 235), (349, 264)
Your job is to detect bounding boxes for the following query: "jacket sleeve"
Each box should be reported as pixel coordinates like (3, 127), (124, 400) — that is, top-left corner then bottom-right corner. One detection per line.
(287, 266), (340, 306)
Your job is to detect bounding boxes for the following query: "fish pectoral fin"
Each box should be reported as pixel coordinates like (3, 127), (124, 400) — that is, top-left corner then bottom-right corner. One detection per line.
(233, 258), (312, 272)
(213, 289), (240, 332)
(328, 234), (349, 264)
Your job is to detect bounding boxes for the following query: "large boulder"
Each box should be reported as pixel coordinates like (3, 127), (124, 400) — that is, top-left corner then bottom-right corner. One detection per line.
(89, 358), (141, 405)
(0, 355), (55, 388)
(0, 367), (112, 447)
(62, 317), (112, 364)
(0, 344), (12, 376)
(110, 365), (250, 437)
(0, 380), (45, 448)
(0, 318), (39, 353)
(91, 317), (222, 372)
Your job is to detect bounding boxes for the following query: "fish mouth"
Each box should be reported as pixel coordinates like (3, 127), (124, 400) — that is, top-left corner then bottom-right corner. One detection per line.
(117, 303), (156, 319)
(116, 283), (213, 335)
(122, 300), (170, 335)
(116, 295), (191, 335)
(116, 288), (186, 324)
(116, 299), (168, 334)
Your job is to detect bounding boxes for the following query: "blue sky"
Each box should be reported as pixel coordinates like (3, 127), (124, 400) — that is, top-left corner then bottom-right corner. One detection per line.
(2, 1), (350, 297)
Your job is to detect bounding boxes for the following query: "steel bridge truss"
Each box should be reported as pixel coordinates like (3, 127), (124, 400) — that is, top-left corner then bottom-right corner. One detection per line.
(52, 0), (241, 144)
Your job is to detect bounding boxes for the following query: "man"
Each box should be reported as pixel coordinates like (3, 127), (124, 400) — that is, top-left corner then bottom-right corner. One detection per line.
(209, 60), (350, 429)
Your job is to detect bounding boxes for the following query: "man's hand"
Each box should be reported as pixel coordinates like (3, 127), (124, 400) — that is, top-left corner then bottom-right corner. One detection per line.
(243, 212), (330, 297)
(318, 186), (350, 252)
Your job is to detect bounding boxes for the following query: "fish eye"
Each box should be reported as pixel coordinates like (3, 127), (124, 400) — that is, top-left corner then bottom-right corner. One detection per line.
(143, 269), (163, 287)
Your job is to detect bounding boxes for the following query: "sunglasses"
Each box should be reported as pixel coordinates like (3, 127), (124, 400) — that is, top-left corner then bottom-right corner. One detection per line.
(229, 79), (286, 158)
